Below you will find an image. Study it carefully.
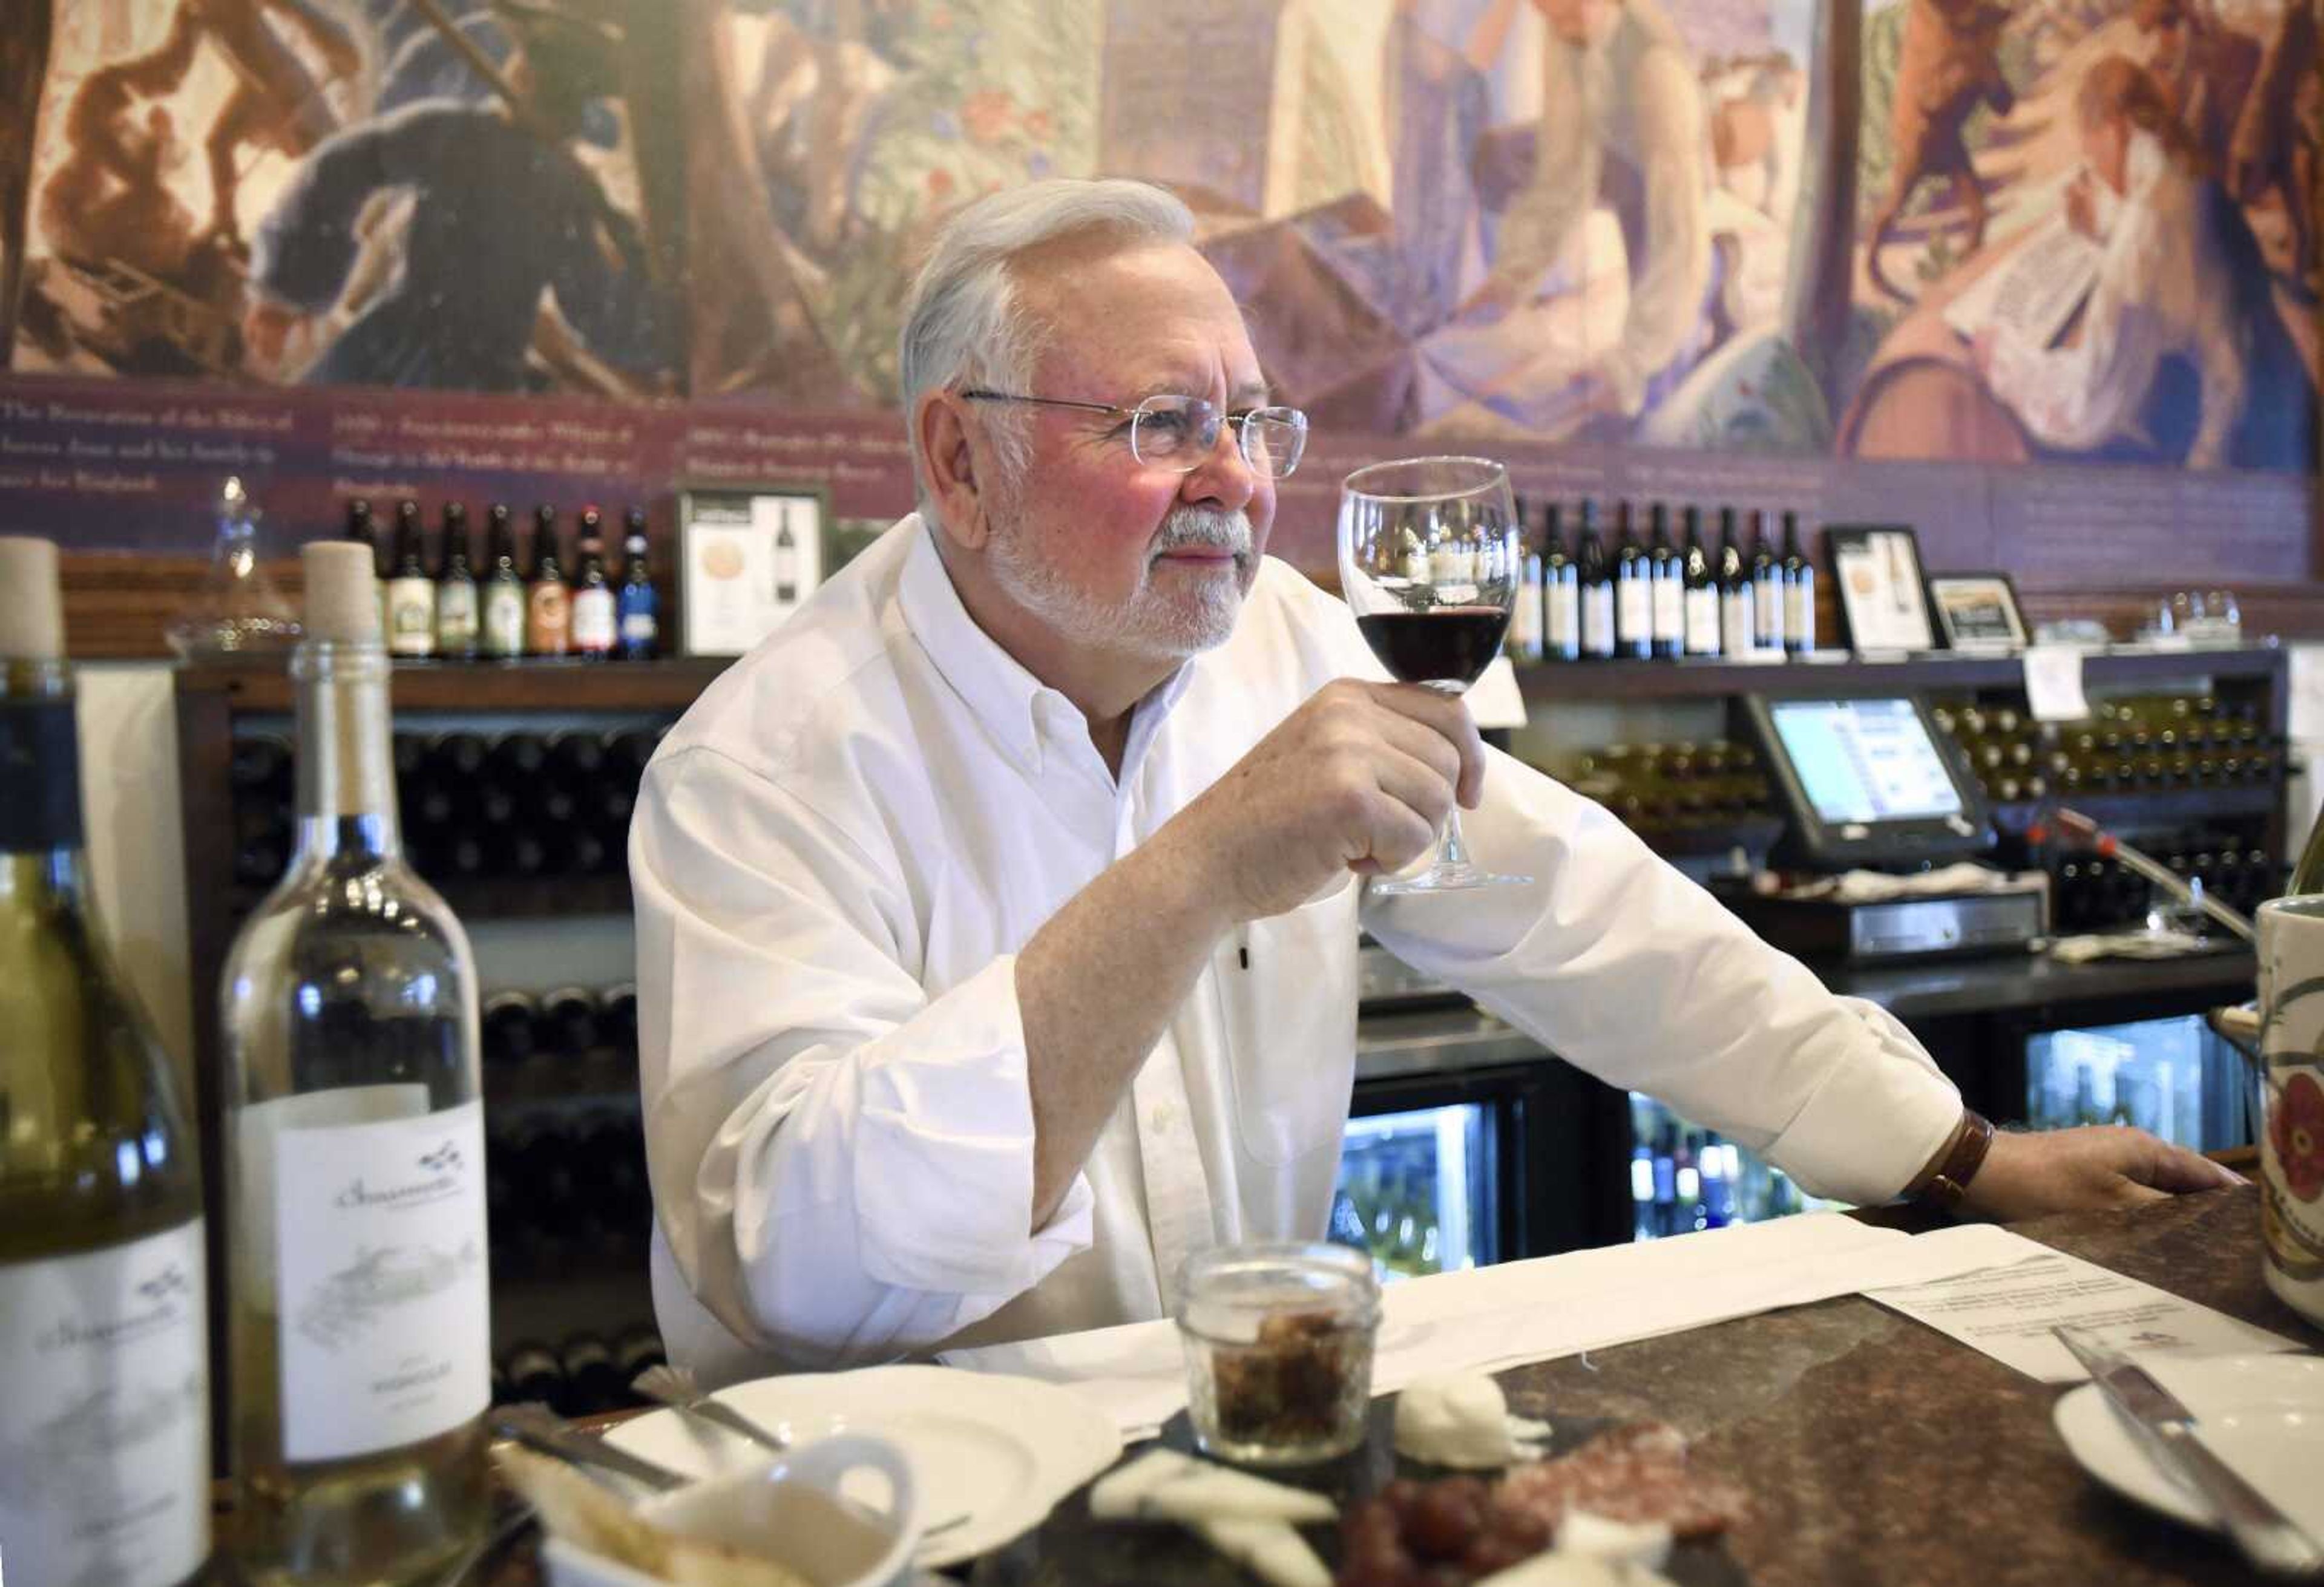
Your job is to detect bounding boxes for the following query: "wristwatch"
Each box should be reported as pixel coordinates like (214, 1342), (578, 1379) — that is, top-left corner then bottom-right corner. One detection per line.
(1911, 1109), (1996, 1212)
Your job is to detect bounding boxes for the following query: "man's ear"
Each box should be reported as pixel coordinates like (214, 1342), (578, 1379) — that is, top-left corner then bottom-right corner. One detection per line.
(916, 391), (994, 552)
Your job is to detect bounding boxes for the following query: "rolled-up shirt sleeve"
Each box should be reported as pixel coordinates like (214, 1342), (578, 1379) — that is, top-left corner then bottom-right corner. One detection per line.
(631, 745), (1094, 1367)
(1367, 761), (1960, 1206)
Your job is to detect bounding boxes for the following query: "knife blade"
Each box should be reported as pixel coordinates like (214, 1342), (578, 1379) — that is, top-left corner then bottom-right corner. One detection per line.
(2053, 1326), (2324, 1579)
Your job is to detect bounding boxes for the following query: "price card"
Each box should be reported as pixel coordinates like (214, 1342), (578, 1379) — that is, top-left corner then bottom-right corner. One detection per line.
(2023, 645), (2090, 722)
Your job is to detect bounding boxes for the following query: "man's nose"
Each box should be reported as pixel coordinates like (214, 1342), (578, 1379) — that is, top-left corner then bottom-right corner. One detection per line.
(1178, 417), (1258, 514)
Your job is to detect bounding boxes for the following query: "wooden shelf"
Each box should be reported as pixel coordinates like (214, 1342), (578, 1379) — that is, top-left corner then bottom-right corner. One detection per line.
(1513, 646), (2283, 705)
(178, 656), (732, 713)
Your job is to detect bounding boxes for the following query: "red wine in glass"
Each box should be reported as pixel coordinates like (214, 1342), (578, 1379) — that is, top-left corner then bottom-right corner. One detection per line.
(1354, 607), (1514, 689)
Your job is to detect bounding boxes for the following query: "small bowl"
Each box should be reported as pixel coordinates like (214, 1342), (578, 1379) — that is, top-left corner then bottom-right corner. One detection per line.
(1177, 1241), (1381, 1466)
(542, 1431), (918, 1587)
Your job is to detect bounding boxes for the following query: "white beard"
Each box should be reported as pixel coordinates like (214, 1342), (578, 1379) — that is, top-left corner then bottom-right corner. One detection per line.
(988, 504), (1255, 661)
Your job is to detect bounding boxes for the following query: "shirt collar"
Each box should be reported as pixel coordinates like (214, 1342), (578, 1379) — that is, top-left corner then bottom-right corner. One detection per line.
(894, 515), (1202, 780)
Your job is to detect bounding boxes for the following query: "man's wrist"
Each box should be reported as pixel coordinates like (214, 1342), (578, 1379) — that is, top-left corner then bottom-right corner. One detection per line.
(1905, 1108), (1997, 1213)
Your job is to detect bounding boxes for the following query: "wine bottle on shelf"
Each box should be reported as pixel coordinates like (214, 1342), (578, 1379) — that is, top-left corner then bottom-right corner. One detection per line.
(571, 508), (618, 661)
(218, 543), (491, 1586)
(1542, 503), (1580, 663)
(479, 505), (527, 661)
(482, 990), (541, 1072)
(613, 1324), (668, 1387)
(540, 985), (601, 1061)
(386, 500), (438, 658)
(1748, 510), (1781, 655)
(435, 502), (479, 661)
(601, 981), (639, 1054)
(527, 505), (572, 658)
(503, 1339), (563, 1408)
(1647, 503), (1683, 659)
(1509, 496), (1544, 661)
(1781, 511), (1816, 655)
(346, 496), (387, 639)
(618, 509), (660, 661)
(1681, 506), (1719, 657)
(0, 537), (212, 1587)
(1613, 502), (1652, 660)
(1576, 502), (1617, 661)
(1718, 507), (1754, 658)
(560, 1333), (625, 1416)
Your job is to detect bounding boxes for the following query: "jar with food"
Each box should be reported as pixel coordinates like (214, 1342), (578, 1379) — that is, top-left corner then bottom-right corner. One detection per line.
(1176, 1242), (1381, 1465)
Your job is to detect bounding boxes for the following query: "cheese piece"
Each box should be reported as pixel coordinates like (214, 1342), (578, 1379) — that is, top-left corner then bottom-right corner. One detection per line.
(1087, 1448), (1336, 1524)
(1191, 1518), (1331, 1587)
(1393, 1372), (1552, 1469)
(1556, 1511), (1674, 1569)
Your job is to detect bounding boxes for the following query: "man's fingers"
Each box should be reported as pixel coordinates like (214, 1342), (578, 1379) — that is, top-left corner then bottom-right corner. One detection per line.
(2138, 1139), (2248, 1193)
(1370, 683), (1489, 809)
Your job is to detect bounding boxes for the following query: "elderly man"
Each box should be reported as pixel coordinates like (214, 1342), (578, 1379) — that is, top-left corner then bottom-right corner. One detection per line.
(632, 178), (2238, 1384)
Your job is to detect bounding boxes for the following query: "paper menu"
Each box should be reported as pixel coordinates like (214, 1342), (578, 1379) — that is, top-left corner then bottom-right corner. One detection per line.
(1863, 1229), (2302, 1382)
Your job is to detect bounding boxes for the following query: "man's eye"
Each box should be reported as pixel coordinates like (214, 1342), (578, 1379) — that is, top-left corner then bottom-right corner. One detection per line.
(1139, 412), (1192, 447)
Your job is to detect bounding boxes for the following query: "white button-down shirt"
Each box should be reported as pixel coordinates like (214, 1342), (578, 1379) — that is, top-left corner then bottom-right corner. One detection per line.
(632, 516), (1961, 1386)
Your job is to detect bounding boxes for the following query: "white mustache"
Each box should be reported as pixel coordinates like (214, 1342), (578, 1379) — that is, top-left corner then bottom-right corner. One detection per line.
(1151, 507), (1253, 560)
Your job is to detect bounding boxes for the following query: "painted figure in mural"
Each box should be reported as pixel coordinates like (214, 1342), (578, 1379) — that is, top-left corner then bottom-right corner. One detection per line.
(2226, 0), (2319, 286)
(1863, 0), (2015, 303)
(243, 7), (660, 391)
(1381, 0), (1499, 330)
(110, 0), (365, 246)
(1975, 54), (2311, 470)
(2129, 0), (2260, 175)
(36, 48), (203, 287)
(1453, 0), (1713, 422)
(1707, 52), (1802, 218)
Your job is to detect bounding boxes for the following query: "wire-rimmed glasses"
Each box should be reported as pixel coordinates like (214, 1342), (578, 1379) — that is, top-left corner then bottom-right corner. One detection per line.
(959, 390), (1308, 479)
(1339, 456), (1529, 894)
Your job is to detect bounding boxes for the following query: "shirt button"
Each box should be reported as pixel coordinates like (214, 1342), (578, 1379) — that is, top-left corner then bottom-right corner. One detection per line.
(1147, 1103), (1178, 1133)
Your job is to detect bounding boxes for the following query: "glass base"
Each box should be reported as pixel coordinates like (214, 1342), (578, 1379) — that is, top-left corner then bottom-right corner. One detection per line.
(1370, 863), (1531, 895)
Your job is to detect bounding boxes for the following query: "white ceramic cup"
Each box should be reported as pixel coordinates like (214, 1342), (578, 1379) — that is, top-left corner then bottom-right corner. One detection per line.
(543, 1430), (919, 1587)
(2254, 899), (2324, 1329)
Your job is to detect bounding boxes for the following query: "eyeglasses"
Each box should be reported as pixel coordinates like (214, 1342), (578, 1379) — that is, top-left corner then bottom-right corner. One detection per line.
(959, 389), (1308, 479)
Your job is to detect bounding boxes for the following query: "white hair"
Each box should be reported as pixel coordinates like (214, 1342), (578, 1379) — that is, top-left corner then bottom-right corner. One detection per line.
(897, 178), (1195, 503)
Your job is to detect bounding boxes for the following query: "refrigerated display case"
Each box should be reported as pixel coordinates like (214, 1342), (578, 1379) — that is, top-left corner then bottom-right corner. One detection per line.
(1334, 1103), (1492, 1281)
(2023, 1012), (2248, 1151)
(1624, 1093), (1845, 1240)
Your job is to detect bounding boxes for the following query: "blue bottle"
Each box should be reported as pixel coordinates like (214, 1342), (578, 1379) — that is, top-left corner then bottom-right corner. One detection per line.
(616, 508), (658, 661)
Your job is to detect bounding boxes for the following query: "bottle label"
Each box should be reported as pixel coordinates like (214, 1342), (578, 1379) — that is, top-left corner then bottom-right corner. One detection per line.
(530, 586), (572, 653)
(1510, 569), (1544, 656)
(0, 1220), (210, 1587)
(573, 589), (617, 652)
(1721, 588), (1754, 656)
(389, 581), (437, 656)
(1650, 578), (1682, 641)
(1616, 579), (1650, 644)
(1546, 582), (1579, 653)
(271, 1099), (490, 1462)
(619, 609), (658, 646)
(436, 584), (479, 646)
(483, 586), (527, 655)
(1582, 586), (1617, 656)
(1787, 577), (1816, 649)
(1754, 575), (1783, 647)
(1685, 587), (1720, 653)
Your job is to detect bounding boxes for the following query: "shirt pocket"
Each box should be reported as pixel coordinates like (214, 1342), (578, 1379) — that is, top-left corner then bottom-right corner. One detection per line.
(1218, 877), (1361, 1168)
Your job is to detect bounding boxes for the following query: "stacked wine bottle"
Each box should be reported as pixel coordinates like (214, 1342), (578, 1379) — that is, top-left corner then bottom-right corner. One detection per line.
(486, 1104), (652, 1280)
(493, 1326), (669, 1418)
(230, 723), (668, 891)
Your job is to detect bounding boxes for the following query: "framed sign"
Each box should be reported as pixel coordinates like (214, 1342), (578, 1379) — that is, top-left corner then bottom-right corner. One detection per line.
(1926, 572), (2030, 652)
(1826, 525), (1936, 654)
(677, 485), (829, 658)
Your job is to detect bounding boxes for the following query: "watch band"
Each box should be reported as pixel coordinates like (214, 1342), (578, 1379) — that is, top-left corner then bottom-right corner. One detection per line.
(1912, 1109), (1997, 1211)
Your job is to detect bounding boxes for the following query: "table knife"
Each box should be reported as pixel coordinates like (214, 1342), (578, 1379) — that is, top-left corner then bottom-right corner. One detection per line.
(2053, 1326), (2323, 1579)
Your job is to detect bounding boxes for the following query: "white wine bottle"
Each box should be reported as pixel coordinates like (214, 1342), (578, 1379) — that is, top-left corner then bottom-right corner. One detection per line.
(222, 542), (491, 1584)
(0, 537), (212, 1587)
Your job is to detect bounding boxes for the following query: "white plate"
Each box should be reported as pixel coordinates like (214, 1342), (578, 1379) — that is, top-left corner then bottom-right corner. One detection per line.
(2052, 1352), (2324, 1543)
(603, 1365), (1122, 1568)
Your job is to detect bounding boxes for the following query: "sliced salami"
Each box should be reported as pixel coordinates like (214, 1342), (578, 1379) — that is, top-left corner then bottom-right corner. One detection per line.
(1494, 1420), (1751, 1540)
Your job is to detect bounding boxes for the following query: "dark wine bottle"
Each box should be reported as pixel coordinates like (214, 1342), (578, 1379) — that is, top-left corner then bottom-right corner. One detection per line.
(1782, 511), (1816, 655)
(527, 506), (571, 658)
(504, 1340), (563, 1408)
(561, 1334), (624, 1416)
(617, 509), (659, 661)
(435, 502), (479, 661)
(1681, 506), (1718, 657)
(571, 509), (617, 661)
(1577, 502), (1616, 661)
(480, 505), (527, 661)
(1542, 504), (1580, 663)
(1748, 510), (1781, 655)
(1647, 503), (1683, 659)
(482, 990), (540, 1071)
(1718, 506), (1753, 659)
(540, 985), (600, 1059)
(386, 499), (437, 658)
(1613, 502), (1651, 659)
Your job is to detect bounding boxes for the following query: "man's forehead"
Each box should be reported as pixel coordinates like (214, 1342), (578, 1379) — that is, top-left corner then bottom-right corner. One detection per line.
(1014, 238), (1264, 396)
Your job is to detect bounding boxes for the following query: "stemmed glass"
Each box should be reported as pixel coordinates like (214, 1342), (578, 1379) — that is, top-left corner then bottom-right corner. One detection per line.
(1339, 456), (1528, 894)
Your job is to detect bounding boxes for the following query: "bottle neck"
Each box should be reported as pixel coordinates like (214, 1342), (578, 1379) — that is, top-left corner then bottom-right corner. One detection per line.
(290, 641), (402, 859)
(0, 661), (95, 909)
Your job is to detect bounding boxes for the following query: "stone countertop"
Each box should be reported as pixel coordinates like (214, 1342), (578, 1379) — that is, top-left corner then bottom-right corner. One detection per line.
(965, 1188), (2317, 1587)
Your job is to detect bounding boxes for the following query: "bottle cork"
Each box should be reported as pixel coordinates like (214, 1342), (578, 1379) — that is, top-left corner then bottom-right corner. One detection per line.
(0, 535), (65, 661)
(301, 540), (381, 645)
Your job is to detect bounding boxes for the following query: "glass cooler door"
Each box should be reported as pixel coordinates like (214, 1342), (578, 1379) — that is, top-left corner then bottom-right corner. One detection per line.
(1625, 1092), (1845, 1240)
(1333, 1102), (1495, 1281)
(2023, 1013), (2248, 1152)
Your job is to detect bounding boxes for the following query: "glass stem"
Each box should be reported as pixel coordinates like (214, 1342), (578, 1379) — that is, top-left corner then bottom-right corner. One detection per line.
(1437, 805), (1473, 872)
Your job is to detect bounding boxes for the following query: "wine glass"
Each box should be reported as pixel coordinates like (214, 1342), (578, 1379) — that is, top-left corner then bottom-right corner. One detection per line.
(1339, 456), (1528, 894)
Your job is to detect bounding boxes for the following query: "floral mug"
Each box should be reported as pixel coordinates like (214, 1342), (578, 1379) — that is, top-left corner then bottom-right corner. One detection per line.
(2256, 899), (2324, 1328)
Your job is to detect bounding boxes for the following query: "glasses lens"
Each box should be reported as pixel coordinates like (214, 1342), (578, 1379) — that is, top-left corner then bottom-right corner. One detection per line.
(1243, 408), (1307, 479)
(1131, 396), (1218, 466)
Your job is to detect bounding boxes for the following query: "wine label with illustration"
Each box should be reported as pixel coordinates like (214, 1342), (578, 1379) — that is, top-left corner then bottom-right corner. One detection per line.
(0, 1220), (209, 1587)
(482, 586), (527, 655)
(2258, 904), (2324, 1326)
(387, 580), (438, 656)
(274, 1101), (490, 1462)
(436, 583), (479, 647)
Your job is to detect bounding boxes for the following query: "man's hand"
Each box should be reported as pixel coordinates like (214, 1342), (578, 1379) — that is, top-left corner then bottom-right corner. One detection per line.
(1158, 679), (1488, 923)
(1958, 1125), (2245, 1221)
